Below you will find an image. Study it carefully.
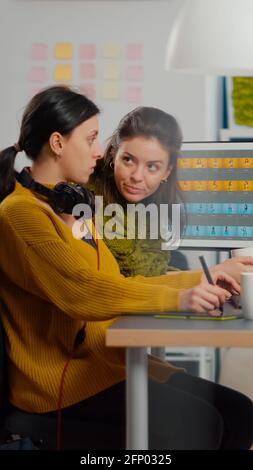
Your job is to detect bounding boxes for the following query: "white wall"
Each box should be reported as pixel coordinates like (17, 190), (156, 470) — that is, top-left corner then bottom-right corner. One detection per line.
(0, 0), (213, 151)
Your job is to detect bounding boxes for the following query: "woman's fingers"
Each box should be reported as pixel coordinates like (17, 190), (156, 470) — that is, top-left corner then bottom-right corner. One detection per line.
(201, 283), (231, 303)
(212, 271), (240, 294)
(179, 283), (233, 313)
(208, 308), (223, 317)
(189, 285), (229, 310)
(234, 256), (253, 265)
(189, 295), (218, 312)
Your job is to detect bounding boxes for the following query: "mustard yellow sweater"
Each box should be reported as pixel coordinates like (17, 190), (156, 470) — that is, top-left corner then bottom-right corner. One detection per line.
(0, 183), (201, 413)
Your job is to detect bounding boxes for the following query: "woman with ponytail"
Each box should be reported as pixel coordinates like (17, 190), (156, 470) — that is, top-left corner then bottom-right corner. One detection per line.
(0, 143), (20, 202)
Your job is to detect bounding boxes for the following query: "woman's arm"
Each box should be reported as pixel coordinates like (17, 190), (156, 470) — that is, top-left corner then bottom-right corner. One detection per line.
(210, 257), (253, 284)
(134, 270), (202, 289)
(0, 200), (181, 320)
(0, 198), (236, 321)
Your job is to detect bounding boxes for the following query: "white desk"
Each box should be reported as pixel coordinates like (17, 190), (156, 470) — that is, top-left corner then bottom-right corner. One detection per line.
(106, 315), (253, 450)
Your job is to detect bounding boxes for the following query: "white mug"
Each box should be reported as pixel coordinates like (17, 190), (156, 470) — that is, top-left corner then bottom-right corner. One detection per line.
(231, 247), (253, 258)
(241, 273), (253, 320)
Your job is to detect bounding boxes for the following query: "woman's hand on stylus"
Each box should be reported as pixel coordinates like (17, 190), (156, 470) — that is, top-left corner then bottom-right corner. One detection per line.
(205, 270), (240, 295)
(179, 283), (232, 314)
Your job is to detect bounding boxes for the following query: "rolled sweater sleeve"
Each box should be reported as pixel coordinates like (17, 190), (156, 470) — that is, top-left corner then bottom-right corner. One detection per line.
(24, 240), (182, 320)
(134, 271), (202, 289)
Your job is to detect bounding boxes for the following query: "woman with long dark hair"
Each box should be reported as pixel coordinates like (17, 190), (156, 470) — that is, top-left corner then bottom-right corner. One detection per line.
(90, 106), (253, 280)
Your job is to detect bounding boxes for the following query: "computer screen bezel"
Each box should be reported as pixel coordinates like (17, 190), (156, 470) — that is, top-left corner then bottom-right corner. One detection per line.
(178, 141), (253, 249)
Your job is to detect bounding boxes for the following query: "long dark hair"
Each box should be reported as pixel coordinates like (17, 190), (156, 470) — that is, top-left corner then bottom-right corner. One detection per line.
(90, 106), (182, 209)
(0, 85), (99, 202)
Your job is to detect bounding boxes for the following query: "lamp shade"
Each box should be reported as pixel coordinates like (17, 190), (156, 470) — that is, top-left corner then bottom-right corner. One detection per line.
(165, 0), (253, 75)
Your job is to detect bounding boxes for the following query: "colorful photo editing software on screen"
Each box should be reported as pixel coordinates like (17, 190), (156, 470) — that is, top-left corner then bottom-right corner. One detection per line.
(178, 142), (253, 248)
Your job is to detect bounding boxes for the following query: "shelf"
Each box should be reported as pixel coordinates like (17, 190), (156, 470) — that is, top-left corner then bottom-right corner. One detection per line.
(220, 128), (253, 141)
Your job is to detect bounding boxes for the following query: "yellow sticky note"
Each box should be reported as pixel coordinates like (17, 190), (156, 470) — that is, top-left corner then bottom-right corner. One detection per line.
(102, 43), (120, 58)
(102, 64), (120, 80)
(54, 43), (73, 59)
(54, 64), (72, 81)
(102, 83), (120, 100)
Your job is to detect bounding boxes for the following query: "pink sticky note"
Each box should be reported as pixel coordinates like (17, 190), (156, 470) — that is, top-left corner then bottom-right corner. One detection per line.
(126, 44), (143, 60)
(30, 44), (48, 60)
(80, 63), (96, 80)
(126, 86), (142, 103)
(80, 83), (96, 100)
(79, 44), (96, 60)
(126, 65), (143, 81)
(28, 67), (47, 83)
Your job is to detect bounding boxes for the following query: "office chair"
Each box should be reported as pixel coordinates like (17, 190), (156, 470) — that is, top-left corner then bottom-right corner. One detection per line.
(0, 312), (124, 449)
(169, 250), (189, 270)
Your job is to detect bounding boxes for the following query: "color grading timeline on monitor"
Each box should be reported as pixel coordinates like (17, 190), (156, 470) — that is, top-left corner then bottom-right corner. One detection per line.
(178, 142), (253, 248)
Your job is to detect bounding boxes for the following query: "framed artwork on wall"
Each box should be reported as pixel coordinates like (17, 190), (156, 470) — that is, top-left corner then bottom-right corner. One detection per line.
(225, 76), (253, 131)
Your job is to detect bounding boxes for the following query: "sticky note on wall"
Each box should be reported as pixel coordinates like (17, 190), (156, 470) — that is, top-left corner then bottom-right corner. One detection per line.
(30, 43), (48, 60)
(126, 44), (143, 60)
(102, 43), (121, 58)
(28, 67), (47, 83)
(80, 63), (96, 80)
(102, 83), (120, 100)
(79, 44), (96, 60)
(126, 65), (143, 81)
(126, 86), (142, 103)
(80, 84), (96, 100)
(102, 64), (120, 80)
(54, 43), (73, 60)
(54, 64), (72, 81)
(28, 87), (42, 100)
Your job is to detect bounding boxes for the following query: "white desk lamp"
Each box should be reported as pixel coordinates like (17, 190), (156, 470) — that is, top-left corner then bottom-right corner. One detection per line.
(165, 0), (253, 76)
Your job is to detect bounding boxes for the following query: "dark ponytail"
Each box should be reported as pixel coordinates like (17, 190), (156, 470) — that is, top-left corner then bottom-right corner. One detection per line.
(0, 145), (19, 202)
(0, 85), (99, 203)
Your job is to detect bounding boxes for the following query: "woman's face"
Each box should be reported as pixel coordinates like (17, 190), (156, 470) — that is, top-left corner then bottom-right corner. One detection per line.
(59, 115), (102, 184)
(113, 136), (172, 202)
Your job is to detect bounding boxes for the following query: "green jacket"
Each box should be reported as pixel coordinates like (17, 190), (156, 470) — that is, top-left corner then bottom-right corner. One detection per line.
(88, 183), (178, 277)
(102, 211), (177, 277)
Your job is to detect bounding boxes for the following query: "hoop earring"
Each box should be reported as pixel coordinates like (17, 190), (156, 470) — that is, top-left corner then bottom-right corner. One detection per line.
(161, 178), (168, 183)
(109, 161), (114, 169)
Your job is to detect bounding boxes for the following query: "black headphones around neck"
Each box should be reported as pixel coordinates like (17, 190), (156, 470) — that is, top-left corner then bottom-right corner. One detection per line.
(15, 168), (95, 215)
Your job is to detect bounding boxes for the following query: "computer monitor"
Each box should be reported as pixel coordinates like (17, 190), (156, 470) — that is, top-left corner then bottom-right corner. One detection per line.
(178, 142), (253, 249)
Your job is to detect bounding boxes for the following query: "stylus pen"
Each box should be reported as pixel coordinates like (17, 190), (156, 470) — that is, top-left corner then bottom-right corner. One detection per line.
(199, 255), (223, 315)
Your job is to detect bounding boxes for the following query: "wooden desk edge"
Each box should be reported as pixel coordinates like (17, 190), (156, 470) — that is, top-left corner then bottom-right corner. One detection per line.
(106, 329), (253, 348)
